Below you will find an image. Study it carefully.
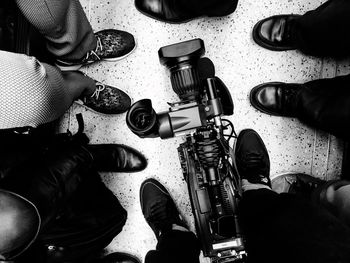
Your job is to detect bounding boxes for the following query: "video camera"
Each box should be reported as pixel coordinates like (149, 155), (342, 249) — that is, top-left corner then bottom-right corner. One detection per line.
(127, 39), (246, 263)
(126, 38), (233, 139)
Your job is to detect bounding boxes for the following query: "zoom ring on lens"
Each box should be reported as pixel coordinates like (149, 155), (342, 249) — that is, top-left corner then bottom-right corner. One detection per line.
(170, 67), (201, 100)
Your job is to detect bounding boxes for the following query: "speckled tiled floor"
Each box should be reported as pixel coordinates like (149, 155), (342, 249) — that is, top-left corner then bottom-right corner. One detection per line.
(59, 0), (347, 262)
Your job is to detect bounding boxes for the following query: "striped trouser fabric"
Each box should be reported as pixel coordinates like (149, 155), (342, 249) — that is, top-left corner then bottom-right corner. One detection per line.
(0, 0), (98, 129)
(15, 0), (96, 61)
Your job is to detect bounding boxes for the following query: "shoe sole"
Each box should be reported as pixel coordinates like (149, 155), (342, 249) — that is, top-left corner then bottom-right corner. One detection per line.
(56, 38), (137, 71)
(252, 14), (300, 51)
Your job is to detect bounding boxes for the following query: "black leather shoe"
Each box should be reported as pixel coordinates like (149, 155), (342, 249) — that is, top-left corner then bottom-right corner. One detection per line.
(134, 0), (237, 23)
(87, 144), (147, 172)
(140, 178), (187, 239)
(252, 14), (301, 51)
(250, 82), (302, 117)
(99, 252), (141, 263)
(235, 129), (271, 187)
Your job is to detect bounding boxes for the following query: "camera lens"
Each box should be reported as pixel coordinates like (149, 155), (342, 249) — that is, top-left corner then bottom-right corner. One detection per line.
(126, 99), (159, 138)
(132, 108), (154, 129)
(158, 39), (205, 100)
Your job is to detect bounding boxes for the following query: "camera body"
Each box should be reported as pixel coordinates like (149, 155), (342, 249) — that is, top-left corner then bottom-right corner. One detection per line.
(126, 39), (246, 263)
(126, 39), (232, 139)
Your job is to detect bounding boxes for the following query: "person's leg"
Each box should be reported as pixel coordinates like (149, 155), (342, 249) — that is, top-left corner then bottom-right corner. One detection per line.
(15, 0), (95, 61)
(145, 230), (200, 263)
(0, 136), (129, 262)
(15, 0), (136, 70)
(313, 180), (350, 228)
(240, 188), (350, 263)
(0, 50), (131, 129)
(37, 170), (127, 262)
(0, 50), (73, 129)
(235, 129), (350, 263)
(140, 178), (200, 263)
(252, 0), (350, 57)
(250, 74), (350, 139)
(291, 0), (350, 57)
(295, 74), (350, 139)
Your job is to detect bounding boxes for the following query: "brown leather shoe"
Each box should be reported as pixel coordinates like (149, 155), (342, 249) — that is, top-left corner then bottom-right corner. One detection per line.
(250, 82), (302, 117)
(87, 144), (147, 172)
(252, 14), (301, 51)
(99, 252), (141, 263)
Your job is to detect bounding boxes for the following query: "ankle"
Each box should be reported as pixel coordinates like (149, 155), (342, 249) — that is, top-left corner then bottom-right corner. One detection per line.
(62, 71), (96, 99)
(172, 224), (189, 232)
(242, 179), (272, 192)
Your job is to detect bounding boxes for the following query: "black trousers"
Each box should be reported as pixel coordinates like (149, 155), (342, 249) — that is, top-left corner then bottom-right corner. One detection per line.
(283, 0), (350, 139)
(177, 0), (238, 17)
(0, 134), (127, 262)
(295, 74), (350, 139)
(145, 189), (350, 263)
(292, 0), (350, 57)
(145, 231), (200, 263)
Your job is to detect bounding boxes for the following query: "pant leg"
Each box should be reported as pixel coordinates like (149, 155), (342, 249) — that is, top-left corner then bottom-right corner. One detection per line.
(313, 180), (350, 227)
(294, 74), (350, 139)
(145, 230), (200, 263)
(240, 189), (350, 263)
(1, 139), (127, 262)
(0, 140), (94, 224)
(176, 0), (238, 16)
(291, 0), (350, 57)
(0, 50), (74, 129)
(37, 171), (127, 263)
(15, 0), (96, 60)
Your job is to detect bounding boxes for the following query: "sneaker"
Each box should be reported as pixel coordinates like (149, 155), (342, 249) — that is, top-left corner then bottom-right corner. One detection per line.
(235, 129), (271, 187)
(56, 29), (136, 71)
(140, 178), (187, 239)
(76, 81), (131, 115)
(271, 172), (325, 199)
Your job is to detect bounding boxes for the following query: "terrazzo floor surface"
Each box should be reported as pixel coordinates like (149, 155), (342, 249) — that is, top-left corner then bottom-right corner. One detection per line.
(59, 0), (347, 262)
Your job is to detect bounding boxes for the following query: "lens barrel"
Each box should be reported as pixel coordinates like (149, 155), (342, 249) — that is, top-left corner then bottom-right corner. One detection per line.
(158, 39), (205, 100)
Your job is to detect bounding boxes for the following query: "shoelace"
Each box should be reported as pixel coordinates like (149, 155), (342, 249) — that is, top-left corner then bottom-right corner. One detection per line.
(241, 152), (265, 170)
(147, 199), (174, 234)
(90, 82), (106, 100)
(85, 36), (103, 61)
